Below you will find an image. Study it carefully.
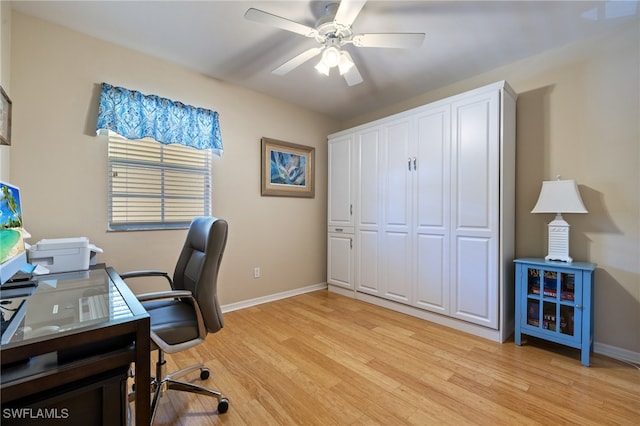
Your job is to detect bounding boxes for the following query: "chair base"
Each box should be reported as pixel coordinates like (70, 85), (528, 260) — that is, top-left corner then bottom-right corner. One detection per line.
(129, 351), (229, 424)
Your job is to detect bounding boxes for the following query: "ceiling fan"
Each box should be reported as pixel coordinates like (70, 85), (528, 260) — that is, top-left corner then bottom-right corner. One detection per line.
(244, 0), (426, 86)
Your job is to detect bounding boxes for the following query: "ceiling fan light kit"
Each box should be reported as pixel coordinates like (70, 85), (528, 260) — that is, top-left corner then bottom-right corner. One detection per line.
(314, 60), (330, 76)
(338, 51), (355, 75)
(316, 45), (354, 76)
(244, 0), (425, 86)
(322, 46), (342, 68)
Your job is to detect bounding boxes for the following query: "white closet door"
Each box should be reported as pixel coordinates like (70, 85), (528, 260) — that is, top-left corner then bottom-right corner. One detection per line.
(450, 89), (500, 329)
(382, 118), (412, 303)
(355, 128), (382, 295)
(413, 105), (451, 313)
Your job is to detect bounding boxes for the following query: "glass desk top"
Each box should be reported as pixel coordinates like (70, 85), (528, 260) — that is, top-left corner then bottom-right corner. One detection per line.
(1, 268), (135, 346)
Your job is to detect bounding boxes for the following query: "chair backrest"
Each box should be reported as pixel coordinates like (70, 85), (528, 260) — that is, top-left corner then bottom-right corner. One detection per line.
(172, 216), (228, 333)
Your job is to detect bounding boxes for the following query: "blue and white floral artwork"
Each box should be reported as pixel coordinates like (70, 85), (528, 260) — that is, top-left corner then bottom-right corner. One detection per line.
(270, 150), (307, 187)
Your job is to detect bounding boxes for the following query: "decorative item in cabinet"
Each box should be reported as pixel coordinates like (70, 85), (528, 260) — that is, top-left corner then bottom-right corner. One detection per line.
(514, 258), (596, 366)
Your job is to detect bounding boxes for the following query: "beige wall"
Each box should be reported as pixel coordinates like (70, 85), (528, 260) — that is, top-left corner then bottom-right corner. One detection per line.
(341, 22), (640, 356)
(9, 12), (339, 305)
(9, 11), (639, 357)
(0, 0), (11, 180)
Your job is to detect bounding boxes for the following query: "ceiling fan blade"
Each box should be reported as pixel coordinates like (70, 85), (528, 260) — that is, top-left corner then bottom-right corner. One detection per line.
(335, 0), (368, 27)
(272, 47), (323, 75)
(353, 33), (426, 48)
(343, 62), (363, 86)
(244, 8), (317, 37)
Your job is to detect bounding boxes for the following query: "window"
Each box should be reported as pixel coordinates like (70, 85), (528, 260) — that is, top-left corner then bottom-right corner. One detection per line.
(108, 133), (212, 231)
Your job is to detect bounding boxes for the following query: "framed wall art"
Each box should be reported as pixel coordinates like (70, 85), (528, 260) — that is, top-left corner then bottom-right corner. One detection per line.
(0, 86), (11, 145)
(261, 137), (315, 198)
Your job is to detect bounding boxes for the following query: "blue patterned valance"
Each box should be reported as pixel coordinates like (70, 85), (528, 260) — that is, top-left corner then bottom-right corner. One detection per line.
(96, 83), (223, 155)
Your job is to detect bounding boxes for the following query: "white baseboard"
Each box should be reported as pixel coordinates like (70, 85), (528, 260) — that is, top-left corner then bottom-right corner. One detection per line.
(594, 342), (640, 365)
(221, 282), (328, 313)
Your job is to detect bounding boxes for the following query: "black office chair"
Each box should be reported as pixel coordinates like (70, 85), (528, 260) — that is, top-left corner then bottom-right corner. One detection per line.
(121, 216), (229, 423)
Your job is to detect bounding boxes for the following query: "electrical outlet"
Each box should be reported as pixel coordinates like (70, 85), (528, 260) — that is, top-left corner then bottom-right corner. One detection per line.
(253, 267), (261, 278)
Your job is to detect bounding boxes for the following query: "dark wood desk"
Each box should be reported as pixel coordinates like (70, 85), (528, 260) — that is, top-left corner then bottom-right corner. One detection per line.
(0, 267), (150, 425)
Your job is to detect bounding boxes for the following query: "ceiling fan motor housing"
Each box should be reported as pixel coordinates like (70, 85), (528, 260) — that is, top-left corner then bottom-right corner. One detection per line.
(315, 3), (353, 46)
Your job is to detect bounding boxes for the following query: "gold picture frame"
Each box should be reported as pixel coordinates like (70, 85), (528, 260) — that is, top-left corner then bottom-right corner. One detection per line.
(0, 86), (11, 146)
(261, 137), (315, 198)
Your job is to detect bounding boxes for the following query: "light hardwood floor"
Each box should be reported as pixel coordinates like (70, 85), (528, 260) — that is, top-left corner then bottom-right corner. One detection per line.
(145, 290), (639, 425)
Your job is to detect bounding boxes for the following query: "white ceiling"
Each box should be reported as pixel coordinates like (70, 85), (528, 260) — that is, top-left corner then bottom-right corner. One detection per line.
(11, 0), (639, 120)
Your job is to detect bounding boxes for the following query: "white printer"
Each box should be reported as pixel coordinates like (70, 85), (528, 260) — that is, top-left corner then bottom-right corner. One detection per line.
(28, 237), (102, 273)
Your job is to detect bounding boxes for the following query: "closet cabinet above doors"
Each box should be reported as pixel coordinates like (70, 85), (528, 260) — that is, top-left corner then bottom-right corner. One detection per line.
(327, 81), (516, 342)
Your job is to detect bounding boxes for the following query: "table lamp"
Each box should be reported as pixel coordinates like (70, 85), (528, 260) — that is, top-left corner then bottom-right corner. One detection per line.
(531, 176), (588, 263)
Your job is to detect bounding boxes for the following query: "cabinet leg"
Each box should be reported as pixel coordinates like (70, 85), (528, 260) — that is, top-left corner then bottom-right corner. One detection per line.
(581, 348), (590, 367)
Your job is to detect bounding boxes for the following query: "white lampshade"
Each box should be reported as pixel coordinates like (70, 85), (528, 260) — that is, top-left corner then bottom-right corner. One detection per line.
(314, 60), (330, 76)
(338, 51), (354, 75)
(321, 46), (341, 68)
(531, 179), (588, 214)
(531, 177), (588, 263)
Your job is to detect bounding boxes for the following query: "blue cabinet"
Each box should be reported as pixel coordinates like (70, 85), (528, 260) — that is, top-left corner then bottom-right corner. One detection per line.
(514, 258), (596, 366)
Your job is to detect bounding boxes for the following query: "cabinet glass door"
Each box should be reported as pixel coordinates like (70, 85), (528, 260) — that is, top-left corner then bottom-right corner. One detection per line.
(559, 272), (576, 336)
(525, 266), (579, 339)
(526, 268), (541, 327)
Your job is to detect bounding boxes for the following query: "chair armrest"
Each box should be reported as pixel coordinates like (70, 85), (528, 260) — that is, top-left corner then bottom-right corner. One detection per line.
(136, 290), (192, 303)
(119, 270), (173, 287)
(120, 270), (170, 279)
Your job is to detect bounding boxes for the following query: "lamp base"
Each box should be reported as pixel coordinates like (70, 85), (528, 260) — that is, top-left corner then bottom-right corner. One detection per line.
(545, 214), (573, 263)
(545, 254), (573, 263)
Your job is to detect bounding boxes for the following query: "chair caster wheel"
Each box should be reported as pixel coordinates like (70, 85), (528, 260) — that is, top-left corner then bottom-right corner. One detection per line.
(200, 368), (210, 380)
(217, 398), (229, 414)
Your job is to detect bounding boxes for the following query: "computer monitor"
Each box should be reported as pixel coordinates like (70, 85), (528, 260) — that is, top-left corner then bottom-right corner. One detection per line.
(0, 181), (28, 285)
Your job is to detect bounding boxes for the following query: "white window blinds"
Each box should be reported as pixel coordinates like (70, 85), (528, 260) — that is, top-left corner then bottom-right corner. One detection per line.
(108, 134), (212, 231)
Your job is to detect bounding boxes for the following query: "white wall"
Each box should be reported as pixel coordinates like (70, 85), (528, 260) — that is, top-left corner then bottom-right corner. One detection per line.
(10, 12), (339, 304)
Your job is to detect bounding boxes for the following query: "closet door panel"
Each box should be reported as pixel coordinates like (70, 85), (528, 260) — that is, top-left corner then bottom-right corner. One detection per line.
(328, 135), (353, 228)
(357, 129), (381, 228)
(328, 233), (353, 289)
(455, 102), (491, 229)
(453, 236), (497, 328)
(356, 229), (380, 294)
(383, 120), (412, 229)
(451, 92), (499, 234)
(415, 234), (447, 312)
(415, 108), (449, 228)
(384, 231), (411, 302)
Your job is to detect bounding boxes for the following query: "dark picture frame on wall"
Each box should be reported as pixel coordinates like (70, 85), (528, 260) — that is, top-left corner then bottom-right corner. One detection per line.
(0, 86), (12, 146)
(261, 137), (315, 198)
